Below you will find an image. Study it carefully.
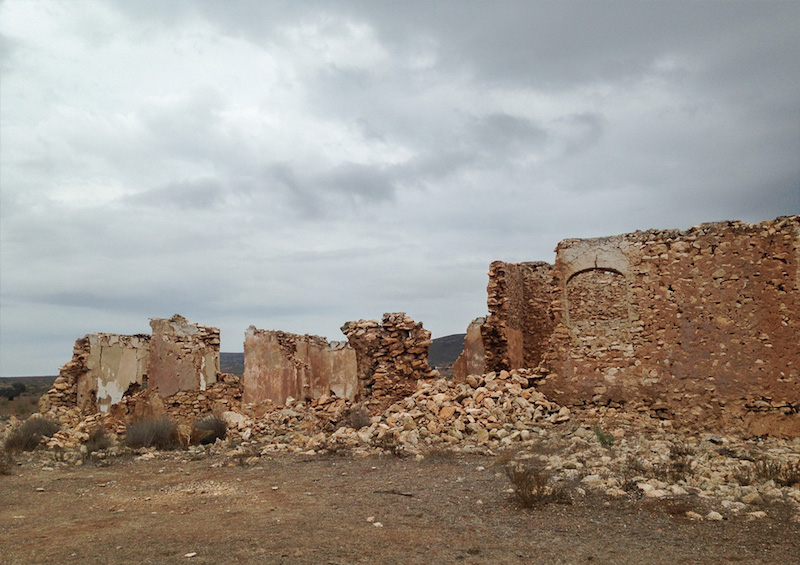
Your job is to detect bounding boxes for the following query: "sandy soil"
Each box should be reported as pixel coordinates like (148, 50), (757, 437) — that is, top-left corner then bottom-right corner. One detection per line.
(2, 450), (798, 565)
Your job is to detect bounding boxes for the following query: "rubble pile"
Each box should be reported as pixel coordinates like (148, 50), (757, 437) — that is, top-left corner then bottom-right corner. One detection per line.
(164, 373), (243, 421)
(342, 312), (439, 413)
(224, 369), (569, 455)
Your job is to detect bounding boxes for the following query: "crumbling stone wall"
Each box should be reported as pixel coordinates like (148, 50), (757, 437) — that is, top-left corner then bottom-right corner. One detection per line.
(538, 216), (800, 435)
(78, 334), (150, 413)
(456, 216), (798, 435)
(242, 327), (357, 406)
(41, 314), (221, 416)
(479, 261), (553, 373)
(342, 312), (438, 413)
(148, 314), (220, 398)
(39, 336), (90, 414)
(110, 373), (243, 425)
(39, 334), (150, 414)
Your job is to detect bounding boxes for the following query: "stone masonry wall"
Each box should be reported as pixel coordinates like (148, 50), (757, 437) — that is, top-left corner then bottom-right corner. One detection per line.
(78, 333), (150, 413)
(148, 314), (220, 398)
(41, 314), (221, 417)
(242, 327), (357, 406)
(538, 216), (799, 436)
(342, 312), (438, 413)
(481, 261), (553, 373)
(39, 334), (150, 415)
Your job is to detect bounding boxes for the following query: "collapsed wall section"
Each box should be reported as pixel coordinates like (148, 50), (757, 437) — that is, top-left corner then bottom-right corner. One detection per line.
(148, 314), (220, 398)
(341, 312), (438, 413)
(242, 327), (357, 406)
(538, 216), (800, 435)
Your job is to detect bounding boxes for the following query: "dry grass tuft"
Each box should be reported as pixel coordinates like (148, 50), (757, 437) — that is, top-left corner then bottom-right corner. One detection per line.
(124, 417), (181, 450)
(3, 416), (59, 452)
(504, 460), (572, 507)
(192, 415), (227, 445)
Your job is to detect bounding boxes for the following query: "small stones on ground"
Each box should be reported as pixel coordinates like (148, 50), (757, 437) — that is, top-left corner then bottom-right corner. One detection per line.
(705, 511), (724, 521)
(184, 552), (197, 558)
(685, 511), (703, 520)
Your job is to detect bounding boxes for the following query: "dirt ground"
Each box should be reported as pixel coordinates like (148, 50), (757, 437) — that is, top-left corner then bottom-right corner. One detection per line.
(1, 451), (798, 565)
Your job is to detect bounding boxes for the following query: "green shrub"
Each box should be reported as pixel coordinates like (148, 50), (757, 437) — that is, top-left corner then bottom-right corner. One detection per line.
(124, 417), (180, 450)
(592, 425), (615, 448)
(3, 416), (59, 452)
(192, 415), (227, 445)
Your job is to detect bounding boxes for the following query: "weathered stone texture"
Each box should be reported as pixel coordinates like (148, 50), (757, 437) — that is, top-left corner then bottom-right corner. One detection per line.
(242, 327), (357, 406)
(148, 314), (220, 398)
(342, 312), (438, 413)
(110, 372), (243, 425)
(481, 261), (553, 373)
(534, 216), (799, 435)
(38, 337), (89, 413)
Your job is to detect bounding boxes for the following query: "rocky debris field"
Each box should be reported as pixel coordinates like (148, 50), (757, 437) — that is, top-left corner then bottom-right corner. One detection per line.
(4, 369), (800, 528)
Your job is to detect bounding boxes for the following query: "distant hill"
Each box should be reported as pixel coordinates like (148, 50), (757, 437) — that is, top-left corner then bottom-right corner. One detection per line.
(428, 334), (466, 368)
(220, 352), (244, 377)
(219, 333), (466, 378)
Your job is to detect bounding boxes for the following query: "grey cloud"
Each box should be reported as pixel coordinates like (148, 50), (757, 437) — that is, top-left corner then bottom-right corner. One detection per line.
(472, 113), (549, 157)
(125, 178), (227, 210)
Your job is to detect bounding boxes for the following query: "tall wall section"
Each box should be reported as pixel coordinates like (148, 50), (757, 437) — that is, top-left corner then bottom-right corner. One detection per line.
(538, 216), (800, 435)
(482, 261), (553, 372)
(148, 314), (220, 397)
(242, 328), (357, 406)
(342, 312), (438, 413)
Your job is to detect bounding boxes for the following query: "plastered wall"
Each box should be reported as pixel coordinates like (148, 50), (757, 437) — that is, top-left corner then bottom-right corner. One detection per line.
(242, 327), (357, 406)
(148, 314), (220, 397)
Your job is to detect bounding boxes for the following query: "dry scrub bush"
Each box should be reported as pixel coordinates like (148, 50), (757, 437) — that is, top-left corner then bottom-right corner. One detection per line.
(735, 457), (800, 487)
(124, 417), (180, 450)
(504, 461), (572, 507)
(592, 425), (615, 448)
(336, 405), (372, 431)
(192, 415), (227, 445)
(3, 416), (59, 452)
(0, 452), (12, 475)
(85, 426), (113, 455)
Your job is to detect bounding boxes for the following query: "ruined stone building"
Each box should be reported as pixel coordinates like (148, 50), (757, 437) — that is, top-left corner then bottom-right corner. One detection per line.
(455, 215), (799, 435)
(242, 312), (437, 413)
(39, 215), (798, 437)
(43, 311), (436, 419)
(40, 315), (222, 414)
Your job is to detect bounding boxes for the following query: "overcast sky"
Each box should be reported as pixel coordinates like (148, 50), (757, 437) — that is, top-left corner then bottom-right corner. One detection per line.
(1, 1), (798, 376)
